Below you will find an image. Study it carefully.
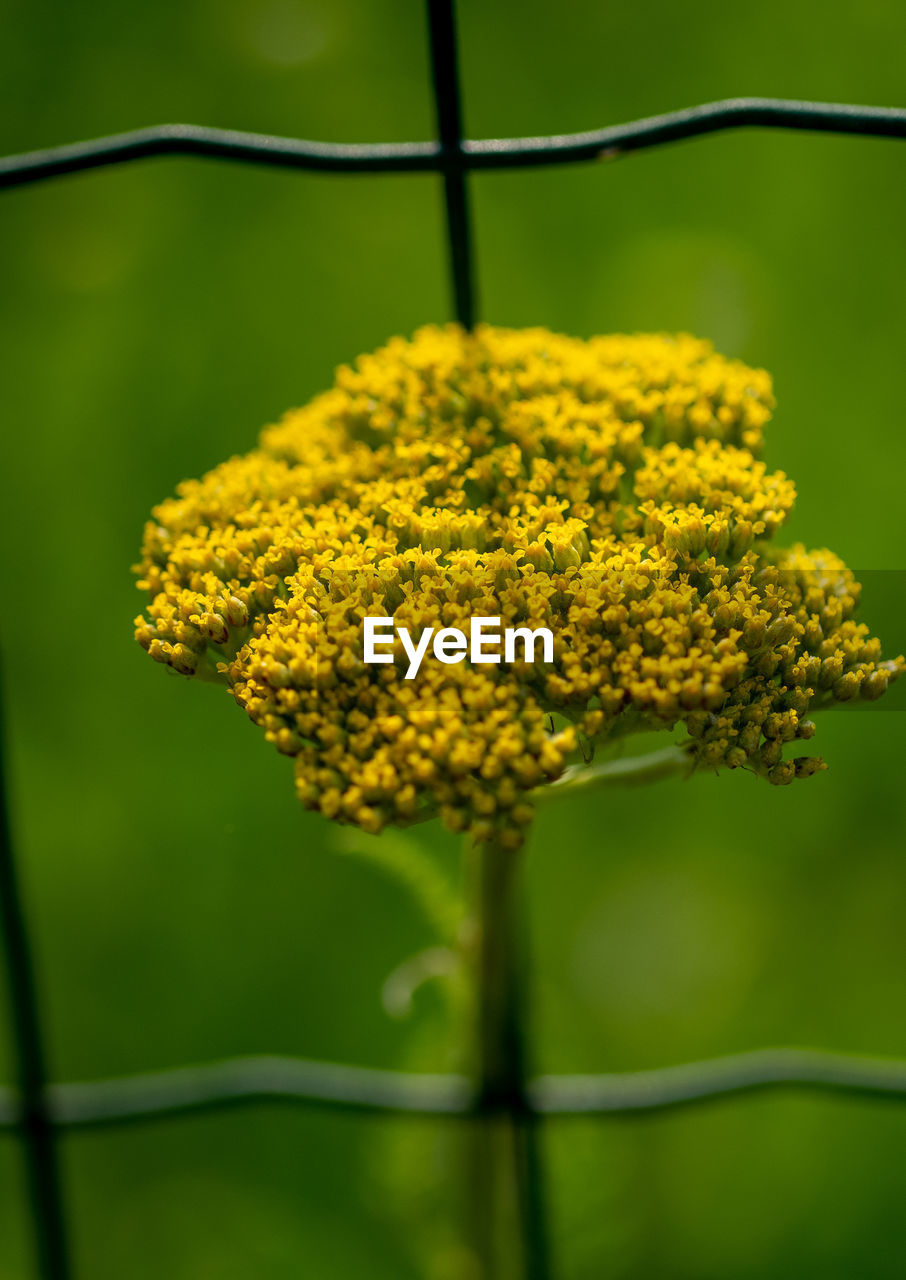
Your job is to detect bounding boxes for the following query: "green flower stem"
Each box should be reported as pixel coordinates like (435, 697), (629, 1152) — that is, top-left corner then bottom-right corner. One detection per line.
(537, 743), (693, 803)
(462, 835), (549, 1280)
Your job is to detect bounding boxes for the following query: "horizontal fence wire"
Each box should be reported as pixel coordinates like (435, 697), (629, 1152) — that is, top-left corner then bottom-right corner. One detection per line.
(2, 98), (906, 191)
(3, 1048), (906, 1130)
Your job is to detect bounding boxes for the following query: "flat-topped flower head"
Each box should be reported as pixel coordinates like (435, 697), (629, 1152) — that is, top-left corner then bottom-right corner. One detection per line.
(134, 325), (904, 846)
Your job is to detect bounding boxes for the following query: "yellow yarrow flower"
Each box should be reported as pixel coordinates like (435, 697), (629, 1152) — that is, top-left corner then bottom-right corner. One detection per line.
(133, 324), (904, 846)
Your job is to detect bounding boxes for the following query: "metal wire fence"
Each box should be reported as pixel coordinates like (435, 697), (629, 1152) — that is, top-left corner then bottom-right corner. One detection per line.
(2, 1), (906, 1276)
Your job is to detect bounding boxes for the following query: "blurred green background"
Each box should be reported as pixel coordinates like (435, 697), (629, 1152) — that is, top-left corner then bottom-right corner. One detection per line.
(2, 0), (906, 1275)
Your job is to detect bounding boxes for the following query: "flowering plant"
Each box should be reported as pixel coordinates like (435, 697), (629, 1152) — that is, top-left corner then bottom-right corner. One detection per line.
(132, 324), (903, 1275)
(134, 325), (903, 846)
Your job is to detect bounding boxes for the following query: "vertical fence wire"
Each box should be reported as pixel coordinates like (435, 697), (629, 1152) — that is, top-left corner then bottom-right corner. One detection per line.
(426, 0), (478, 328)
(470, 841), (551, 1279)
(0, 656), (71, 1280)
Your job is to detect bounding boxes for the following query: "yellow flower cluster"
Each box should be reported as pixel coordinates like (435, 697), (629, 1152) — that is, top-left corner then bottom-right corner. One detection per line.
(134, 325), (903, 845)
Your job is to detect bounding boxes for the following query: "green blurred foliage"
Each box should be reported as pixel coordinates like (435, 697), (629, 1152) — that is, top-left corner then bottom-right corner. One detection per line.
(1, 0), (905, 1275)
